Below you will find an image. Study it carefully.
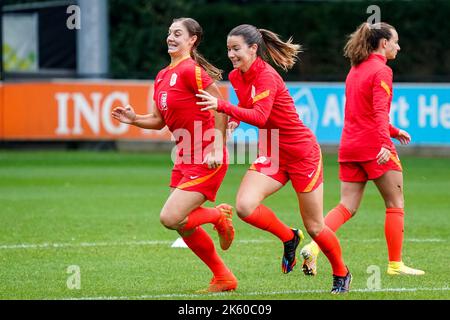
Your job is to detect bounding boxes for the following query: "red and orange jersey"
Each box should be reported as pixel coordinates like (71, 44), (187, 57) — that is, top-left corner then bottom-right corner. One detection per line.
(154, 57), (215, 162)
(217, 57), (316, 163)
(339, 53), (399, 162)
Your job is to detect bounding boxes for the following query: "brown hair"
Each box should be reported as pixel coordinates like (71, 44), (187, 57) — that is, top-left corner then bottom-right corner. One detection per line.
(344, 22), (396, 66)
(228, 24), (302, 71)
(173, 17), (223, 80)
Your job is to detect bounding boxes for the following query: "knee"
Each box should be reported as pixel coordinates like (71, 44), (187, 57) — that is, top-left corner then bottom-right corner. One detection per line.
(305, 221), (325, 238)
(235, 197), (259, 219)
(385, 200), (404, 209)
(159, 211), (180, 230)
(384, 196), (404, 209)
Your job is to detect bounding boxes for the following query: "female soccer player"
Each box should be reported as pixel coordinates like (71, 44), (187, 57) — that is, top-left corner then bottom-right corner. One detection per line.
(112, 18), (238, 292)
(197, 24), (351, 294)
(300, 22), (424, 277)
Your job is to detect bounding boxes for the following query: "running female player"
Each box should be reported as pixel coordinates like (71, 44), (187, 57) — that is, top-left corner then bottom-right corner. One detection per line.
(112, 18), (237, 292)
(197, 24), (351, 294)
(300, 22), (424, 277)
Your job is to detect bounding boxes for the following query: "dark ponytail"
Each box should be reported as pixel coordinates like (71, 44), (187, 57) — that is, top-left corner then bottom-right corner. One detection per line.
(228, 24), (302, 71)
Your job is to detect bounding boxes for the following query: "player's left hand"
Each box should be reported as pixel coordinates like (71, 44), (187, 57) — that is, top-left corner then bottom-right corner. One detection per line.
(196, 89), (218, 111)
(395, 129), (411, 145)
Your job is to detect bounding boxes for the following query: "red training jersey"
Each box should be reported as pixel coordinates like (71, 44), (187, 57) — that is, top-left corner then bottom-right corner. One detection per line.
(154, 57), (215, 163)
(218, 57), (316, 163)
(339, 53), (399, 162)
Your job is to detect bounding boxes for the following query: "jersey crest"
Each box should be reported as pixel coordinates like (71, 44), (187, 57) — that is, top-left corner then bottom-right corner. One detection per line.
(170, 73), (178, 87)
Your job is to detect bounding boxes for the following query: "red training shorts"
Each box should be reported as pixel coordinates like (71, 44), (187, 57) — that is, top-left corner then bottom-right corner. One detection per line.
(249, 142), (323, 193)
(339, 152), (403, 182)
(170, 162), (228, 202)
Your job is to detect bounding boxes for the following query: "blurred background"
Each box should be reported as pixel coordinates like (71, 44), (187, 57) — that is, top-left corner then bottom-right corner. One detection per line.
(0, 0), (449, 152)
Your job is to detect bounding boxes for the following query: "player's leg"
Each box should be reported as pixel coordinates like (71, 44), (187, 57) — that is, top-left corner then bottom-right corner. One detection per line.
(161, 189), (236, 291)
(236, 170), (303, 273)
(301, 180), (366, 276)
(297, 184), (351, 293)
(165, 163), (235, 250)
(373, 169), (424, 275)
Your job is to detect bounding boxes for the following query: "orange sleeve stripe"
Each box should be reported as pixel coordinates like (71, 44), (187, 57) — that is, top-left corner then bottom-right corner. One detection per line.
(177, 165), (222, 190)
(389, 154), (402, 170)
(303, 151), (322, 193)
(195, 66), (203, 92)
(252, 90), (270, 103)
(381, 80), (391, 97)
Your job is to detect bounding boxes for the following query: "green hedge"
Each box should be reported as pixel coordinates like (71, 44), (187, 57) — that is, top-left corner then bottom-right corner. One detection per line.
(4, 0), (449, 81)
(109, 0), (450, 81)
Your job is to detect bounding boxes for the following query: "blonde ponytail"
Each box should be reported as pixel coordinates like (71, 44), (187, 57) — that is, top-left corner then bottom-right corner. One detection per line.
(344, 22), (396, 66)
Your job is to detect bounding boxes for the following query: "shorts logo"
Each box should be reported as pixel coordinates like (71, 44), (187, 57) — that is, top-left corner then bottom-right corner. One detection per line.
(170, 73), (178, 86)
(189, 175), (199, 179)
(307, 169), (316, 178)
(254, 156), (268, 165)
(159, 91), (168, 111)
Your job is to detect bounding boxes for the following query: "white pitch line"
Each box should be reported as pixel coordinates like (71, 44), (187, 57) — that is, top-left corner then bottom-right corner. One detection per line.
(63, 287), (450, 300)
(0, 238), (445, 250)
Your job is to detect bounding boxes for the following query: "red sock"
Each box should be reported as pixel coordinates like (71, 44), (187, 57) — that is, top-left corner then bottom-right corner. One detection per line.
(385, 208), (404, 262)
(182, 227), (230, 277)
(242, 204), (293, 242)
(324, 204), (353, 232)
(181, 207), (221, 231)
(313, 226), (347, 276)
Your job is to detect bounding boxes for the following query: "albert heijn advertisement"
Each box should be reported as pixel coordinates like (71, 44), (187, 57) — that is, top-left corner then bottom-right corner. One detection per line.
(229, 82), (450, 146)
(0, 80), (449, 146)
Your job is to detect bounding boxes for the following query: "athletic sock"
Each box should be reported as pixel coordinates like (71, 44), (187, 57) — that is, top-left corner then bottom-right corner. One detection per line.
(324, 203), (353, 232)
(385, 207), (404, 262)
(182, 226), (230, 277)
(242, 204), (293, 242)
(181, 207), (221, 232)
(313, 226), (348, 276)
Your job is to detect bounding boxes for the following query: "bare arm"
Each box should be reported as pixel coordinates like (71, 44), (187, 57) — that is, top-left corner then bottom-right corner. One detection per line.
(112, 102), (165, 130)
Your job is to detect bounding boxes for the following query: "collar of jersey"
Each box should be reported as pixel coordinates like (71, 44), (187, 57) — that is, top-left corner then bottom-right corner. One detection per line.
(368, 53), (387, 64)
(169, 55), (191, 69)
(241, 56), (265, 81)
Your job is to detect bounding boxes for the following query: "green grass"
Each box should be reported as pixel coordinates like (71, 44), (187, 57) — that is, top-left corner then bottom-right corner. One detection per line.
(0, 151), (449, 300)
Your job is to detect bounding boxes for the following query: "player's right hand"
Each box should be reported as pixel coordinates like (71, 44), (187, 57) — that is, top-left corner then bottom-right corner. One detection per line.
(376, 146), (391, 165)
(112, 105), (136, 124)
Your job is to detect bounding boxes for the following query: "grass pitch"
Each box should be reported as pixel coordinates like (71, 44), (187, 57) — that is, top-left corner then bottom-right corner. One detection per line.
(0, 151), (449, 300)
